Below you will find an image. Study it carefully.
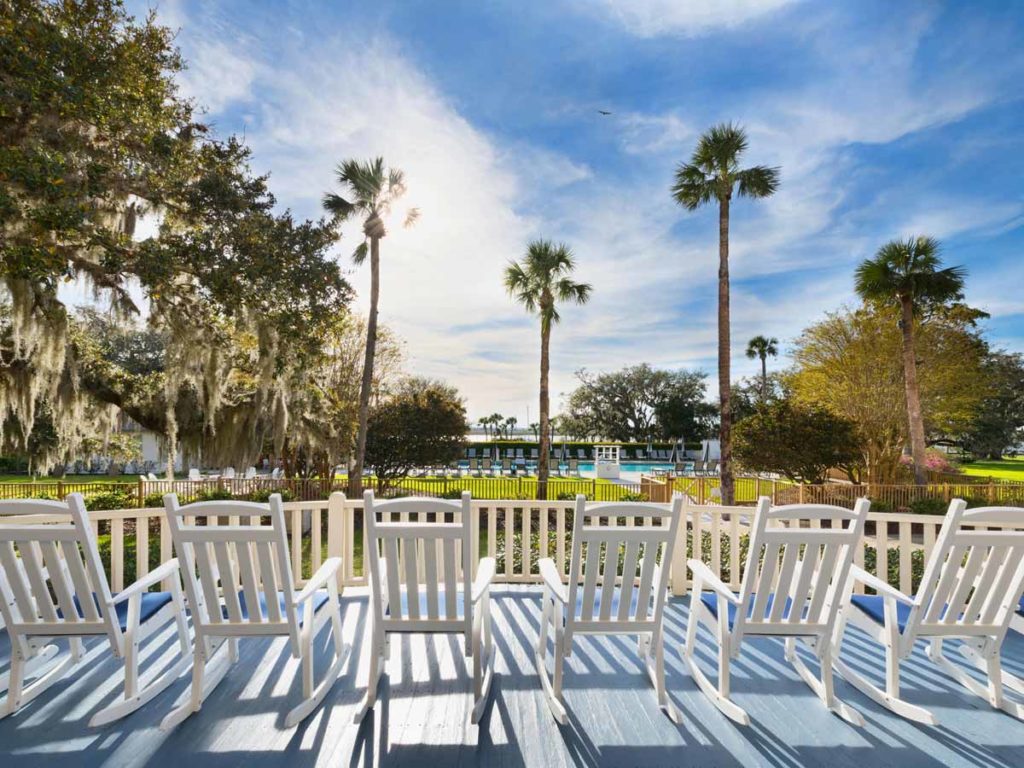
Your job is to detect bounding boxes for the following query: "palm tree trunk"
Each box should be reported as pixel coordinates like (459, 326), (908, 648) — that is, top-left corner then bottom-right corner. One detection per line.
(537, 318), (551, 501)
(900, 296), (928, 485)
(718, 197), (735, 505)
(349, 235), (380, 496)
(760, 354), (768, 401)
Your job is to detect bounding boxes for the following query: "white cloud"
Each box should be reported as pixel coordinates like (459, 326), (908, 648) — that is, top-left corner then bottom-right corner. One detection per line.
(138, 1), (1021, 421)
(583, 0), (799, 38)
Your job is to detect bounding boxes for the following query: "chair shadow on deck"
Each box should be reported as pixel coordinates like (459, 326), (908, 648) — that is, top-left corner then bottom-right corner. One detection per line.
(1, 589), (1024, 767)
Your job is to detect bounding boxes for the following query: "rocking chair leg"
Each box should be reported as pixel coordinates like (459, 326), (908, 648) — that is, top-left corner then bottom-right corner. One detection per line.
(471, 597), (495, 724)
(0, 644), (58, 696)
(354, 629), (385, 724)
(536, 604), (568, 724)
(91, 619), (192, 727)
(929, 639), (1024, 720)
(644, 630), (681, 723)
(0, 647), (77, 719)
(833, 648), (937, 725)
(788, 640), (863, 727)
(680, 604), (749, 726)
(161, 639), (233, 731)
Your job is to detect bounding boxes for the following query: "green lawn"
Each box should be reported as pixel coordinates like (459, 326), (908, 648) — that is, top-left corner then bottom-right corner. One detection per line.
(960, 457), (1024, 482)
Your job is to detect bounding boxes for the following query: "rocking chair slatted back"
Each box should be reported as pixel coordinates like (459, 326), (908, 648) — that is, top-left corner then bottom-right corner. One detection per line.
(164, 495), (299, 645)
(363, 492), (473, 631)
(734, 498), (870, 640)
(0, 496), (118, 647)
(566, 495), (683, 632)
(908, 501), (1024, 643)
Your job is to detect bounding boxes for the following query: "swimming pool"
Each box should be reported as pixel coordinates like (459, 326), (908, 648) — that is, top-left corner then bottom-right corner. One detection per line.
(574, 462), (675, 474)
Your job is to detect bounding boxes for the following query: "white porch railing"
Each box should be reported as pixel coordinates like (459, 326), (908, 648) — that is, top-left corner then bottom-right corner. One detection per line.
(4, 494), (1021, 600)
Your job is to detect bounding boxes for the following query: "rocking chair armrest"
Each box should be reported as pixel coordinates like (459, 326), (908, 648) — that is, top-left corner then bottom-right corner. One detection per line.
(295, 557), (343, 604)
(539, 558), (568, 604)
(848, 565), (916, 606)
(472, 557), (496, 603)
(110, 559), (181, 605)
(687, 560), (739, 604)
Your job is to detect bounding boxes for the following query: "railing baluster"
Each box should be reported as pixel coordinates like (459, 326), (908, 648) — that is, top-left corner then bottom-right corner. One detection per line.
(111, 517), (124, 592)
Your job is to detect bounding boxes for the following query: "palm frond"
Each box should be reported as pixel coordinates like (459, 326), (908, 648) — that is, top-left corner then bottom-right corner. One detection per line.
(671, 163), (717, 210)
(403, 207), (420, 228)
(352, 241), (369, 265)
(855, 236), (965, 305)
(555, 277), (592, 305)
(322, 192), (356, 220)
(693, 122), (748, 172)
(736, 165), (781, 199)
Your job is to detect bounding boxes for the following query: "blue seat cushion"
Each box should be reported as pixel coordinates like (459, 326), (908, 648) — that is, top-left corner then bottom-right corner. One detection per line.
(386, 587), (465, 619)
(575, 586), (642, 620)
(64, 591), (173, 630)
(699, 592), (801, 629)
(1018, 595), (1024, 616)
(229, 590), (331, 623)
(849, 594), (916, 633)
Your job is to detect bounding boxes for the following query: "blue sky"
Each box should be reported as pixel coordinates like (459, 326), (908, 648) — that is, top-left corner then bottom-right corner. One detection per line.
(134, 0), (1024, 422)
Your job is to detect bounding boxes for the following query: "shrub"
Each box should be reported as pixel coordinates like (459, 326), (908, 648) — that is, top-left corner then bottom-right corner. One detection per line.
(908, 497), (948, 516)
(248, 487), (294, 503)
(862, 545), (926, 592)
(618, 491), (649, 502)
(84, 489), (136, 510)
(143, 491), (165, 508)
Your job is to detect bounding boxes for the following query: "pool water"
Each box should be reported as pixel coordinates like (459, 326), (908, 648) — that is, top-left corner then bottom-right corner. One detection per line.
(574, 462), (675, 474)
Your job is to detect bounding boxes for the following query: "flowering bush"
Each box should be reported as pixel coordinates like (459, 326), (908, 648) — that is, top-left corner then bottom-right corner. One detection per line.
(899, 448), (958, 474)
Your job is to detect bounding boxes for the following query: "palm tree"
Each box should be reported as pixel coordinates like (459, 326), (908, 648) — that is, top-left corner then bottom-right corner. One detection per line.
(745, 335), (779, 400)
(854, 236), (966, 485)
(529, 422), (540, 441)
(323, 157), (418, 496)
(672, 123), (779, 505)
(506, 240), (592, 499)
(504, 416), (518, 439)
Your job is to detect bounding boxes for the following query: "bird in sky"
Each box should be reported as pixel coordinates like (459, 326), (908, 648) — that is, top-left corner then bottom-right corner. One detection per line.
(597, 109), (612, 115)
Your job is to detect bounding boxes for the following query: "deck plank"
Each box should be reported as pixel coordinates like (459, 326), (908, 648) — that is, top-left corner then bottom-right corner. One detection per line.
(1, 587), (1023, 767)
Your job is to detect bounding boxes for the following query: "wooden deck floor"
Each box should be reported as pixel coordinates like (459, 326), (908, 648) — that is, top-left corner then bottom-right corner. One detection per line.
(2, 587), (1024, 767)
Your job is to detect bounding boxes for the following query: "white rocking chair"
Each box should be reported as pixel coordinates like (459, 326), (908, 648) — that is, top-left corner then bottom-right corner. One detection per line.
(0, 494), (190, 725)
(537, 494), (684, 724)
(161, 493), (349, 730)
(684, 496), (870, 726)
(835, 499), (1024, 723)
(356, 491), (495, 724)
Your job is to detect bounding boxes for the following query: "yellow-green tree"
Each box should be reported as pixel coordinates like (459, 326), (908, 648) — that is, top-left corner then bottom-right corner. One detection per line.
(789, 305), (987, 484)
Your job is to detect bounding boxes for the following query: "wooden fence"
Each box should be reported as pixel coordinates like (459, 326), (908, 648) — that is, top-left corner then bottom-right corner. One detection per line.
(672, 476), (1024, 511)
(0, 475), (647, 505)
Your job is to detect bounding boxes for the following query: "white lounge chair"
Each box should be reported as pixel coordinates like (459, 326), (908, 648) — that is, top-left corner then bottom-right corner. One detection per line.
(221, 467), (236, 480)
(835, 499), (1024, 723)
(187, 468), (202, 482)
(684, 497), (869, 726)
(244, 466), (257, 480)
(160, 493), (348, 730)
(356, 491), (496, 723)
(147, 472), (160, 481)
(0, 494), (190, 725)
(537, 494), (684, 724)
